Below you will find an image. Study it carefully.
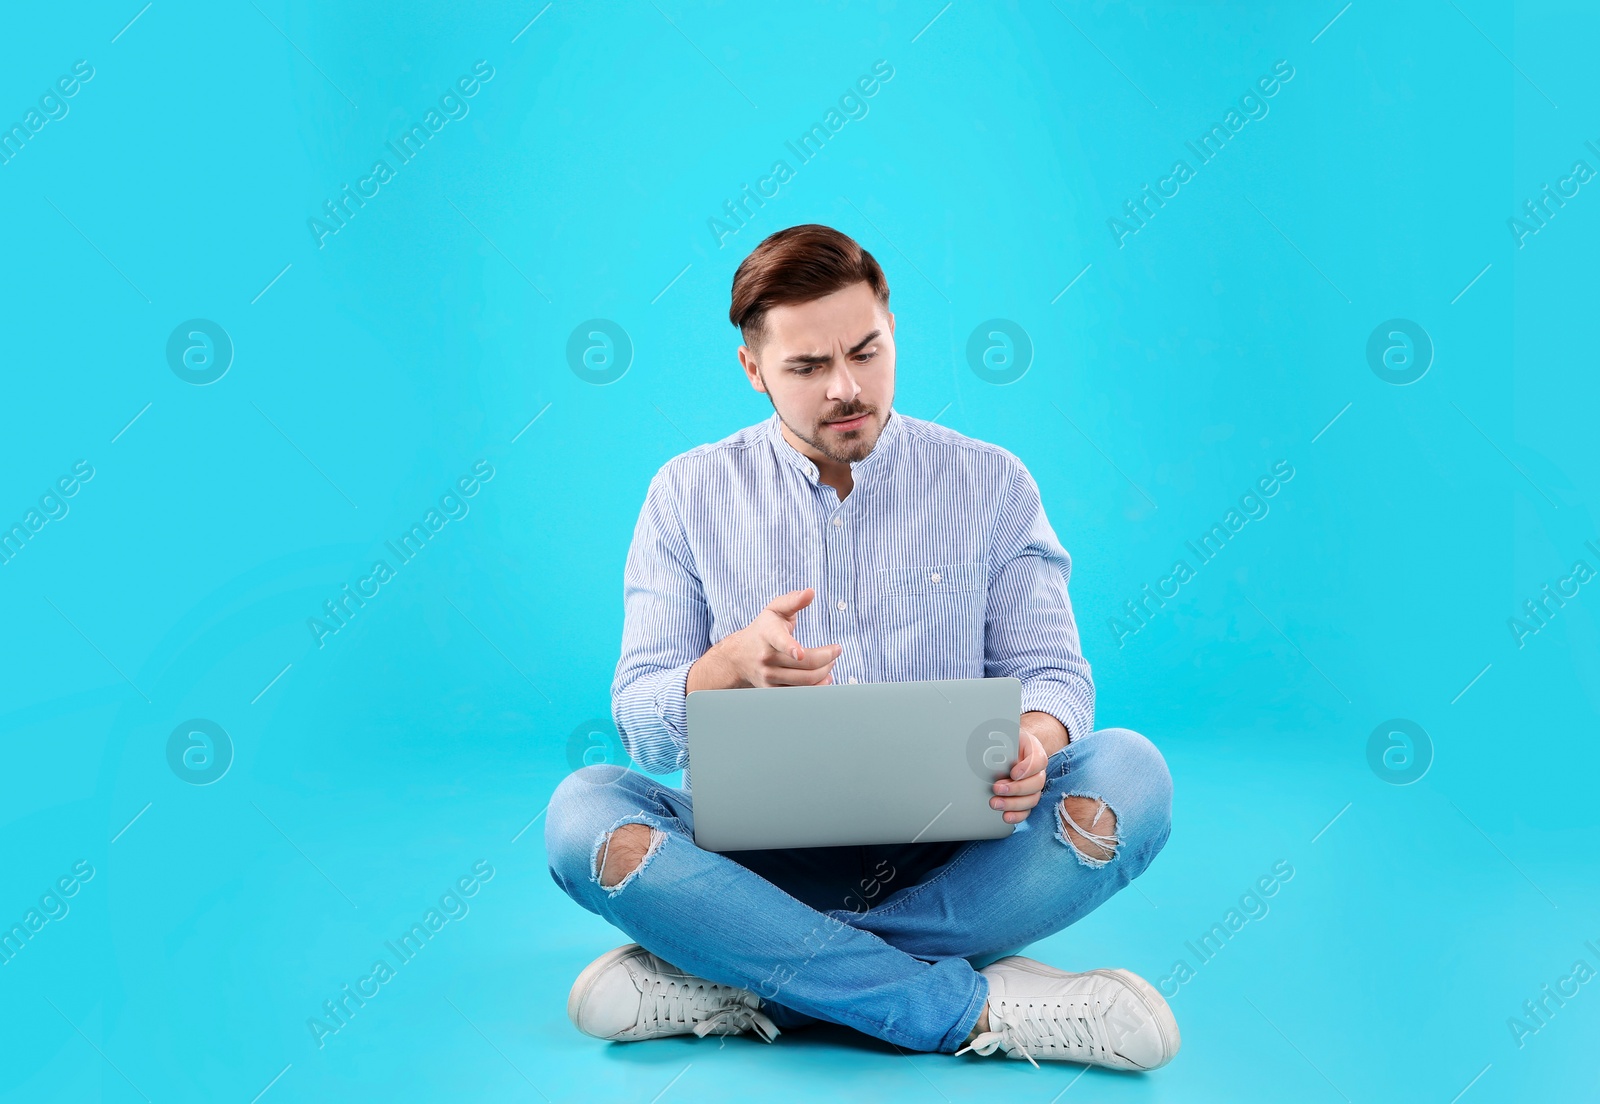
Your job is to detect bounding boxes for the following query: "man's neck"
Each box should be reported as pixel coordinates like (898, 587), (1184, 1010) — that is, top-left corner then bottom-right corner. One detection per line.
(780, 421), (854, 499)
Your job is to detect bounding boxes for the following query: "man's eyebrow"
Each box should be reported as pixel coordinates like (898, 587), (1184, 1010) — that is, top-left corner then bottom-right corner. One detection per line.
(782, 329), (881, 366)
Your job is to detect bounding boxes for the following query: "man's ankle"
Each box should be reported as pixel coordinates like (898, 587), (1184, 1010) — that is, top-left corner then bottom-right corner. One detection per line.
(963, 1006), (990, 1045)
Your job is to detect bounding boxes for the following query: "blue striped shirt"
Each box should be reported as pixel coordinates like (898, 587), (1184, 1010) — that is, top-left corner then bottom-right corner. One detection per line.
(610, 406), (1095, 792)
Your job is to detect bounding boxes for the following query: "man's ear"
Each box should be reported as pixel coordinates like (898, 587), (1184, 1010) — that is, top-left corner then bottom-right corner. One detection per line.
(887, 310), (895, 336)
(738, 346), (766, 393)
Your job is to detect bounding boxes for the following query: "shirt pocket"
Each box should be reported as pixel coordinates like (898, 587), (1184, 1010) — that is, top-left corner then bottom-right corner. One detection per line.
(876, 562), (986, 596)
(875, 562), (987, 674)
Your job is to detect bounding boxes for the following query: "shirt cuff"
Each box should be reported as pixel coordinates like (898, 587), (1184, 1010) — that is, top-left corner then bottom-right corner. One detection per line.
(655, 659), (694, 743)
(1020, 678), (1093, 747)
(614, 660), (696, 774)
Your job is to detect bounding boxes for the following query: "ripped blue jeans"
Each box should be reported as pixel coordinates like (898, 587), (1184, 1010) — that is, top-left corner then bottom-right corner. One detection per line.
(544, 726), (1172, 1054)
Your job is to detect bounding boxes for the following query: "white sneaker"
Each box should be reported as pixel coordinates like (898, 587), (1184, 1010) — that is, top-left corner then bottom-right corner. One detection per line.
(953, 956), (1180, 1070)
(567, 943), (781, 1044)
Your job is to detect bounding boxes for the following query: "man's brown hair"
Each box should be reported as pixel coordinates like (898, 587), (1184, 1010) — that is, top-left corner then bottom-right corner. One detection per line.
(729, 224), (890, 354)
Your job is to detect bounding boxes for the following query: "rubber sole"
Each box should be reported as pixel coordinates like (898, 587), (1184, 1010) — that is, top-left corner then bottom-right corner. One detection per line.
(994, 956), (1181, 1069)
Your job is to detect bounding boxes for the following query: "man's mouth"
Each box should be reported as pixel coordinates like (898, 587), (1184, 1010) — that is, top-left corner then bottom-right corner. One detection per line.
(826, 412), (870, 430)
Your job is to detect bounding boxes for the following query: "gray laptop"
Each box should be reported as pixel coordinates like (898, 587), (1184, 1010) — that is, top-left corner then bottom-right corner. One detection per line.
(686, 676), (1022, 852)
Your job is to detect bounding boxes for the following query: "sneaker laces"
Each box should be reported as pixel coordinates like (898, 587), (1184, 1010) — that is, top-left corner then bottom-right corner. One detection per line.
(953, 996), (1113, 1069)
(640, 977), (781, 1043)
(692, 1004), (780, 1043)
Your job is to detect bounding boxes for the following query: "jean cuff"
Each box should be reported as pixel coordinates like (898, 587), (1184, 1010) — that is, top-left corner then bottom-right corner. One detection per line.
(939, 965), (991, 1053)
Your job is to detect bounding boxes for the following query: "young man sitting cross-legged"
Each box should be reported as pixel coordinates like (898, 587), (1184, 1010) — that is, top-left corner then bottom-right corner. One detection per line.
(544, 224), (1178, 1070)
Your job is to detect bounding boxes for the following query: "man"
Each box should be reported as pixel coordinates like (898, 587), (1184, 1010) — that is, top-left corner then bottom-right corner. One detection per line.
(545, 224), (1177, 1070)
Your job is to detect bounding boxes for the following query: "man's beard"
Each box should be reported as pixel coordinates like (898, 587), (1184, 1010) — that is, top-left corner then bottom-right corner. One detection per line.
(768, 392), (877, 464)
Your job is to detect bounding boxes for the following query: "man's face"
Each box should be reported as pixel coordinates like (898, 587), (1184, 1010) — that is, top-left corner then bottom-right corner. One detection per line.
(737, 280), (896, 466)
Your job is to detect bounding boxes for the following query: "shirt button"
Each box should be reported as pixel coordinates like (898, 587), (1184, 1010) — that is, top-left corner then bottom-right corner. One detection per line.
(836, 600), (847, 611)
(832, 517), (842, 527)
(847, 676), (857, 684)
(930, 572), (941, 582)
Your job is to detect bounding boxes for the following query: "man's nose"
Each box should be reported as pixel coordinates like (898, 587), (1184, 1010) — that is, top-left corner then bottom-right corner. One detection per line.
(828, 360), (862, 400)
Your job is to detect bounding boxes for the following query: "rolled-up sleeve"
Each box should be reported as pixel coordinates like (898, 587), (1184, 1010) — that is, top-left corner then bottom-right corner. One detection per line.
(984, 459), (1095, 744)
(610, 468), (709, 775)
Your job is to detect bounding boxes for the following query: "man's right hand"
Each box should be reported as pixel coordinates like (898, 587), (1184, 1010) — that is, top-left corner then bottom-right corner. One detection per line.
(688, 587), (842, 691)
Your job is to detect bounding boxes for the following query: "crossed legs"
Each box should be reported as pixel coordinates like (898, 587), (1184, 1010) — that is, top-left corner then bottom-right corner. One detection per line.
(546, 727), (1172, 1052)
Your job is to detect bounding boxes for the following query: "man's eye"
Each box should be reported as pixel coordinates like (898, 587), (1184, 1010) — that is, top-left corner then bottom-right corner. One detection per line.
(855, 351), (876, 362)
(795, 365), (818, 375)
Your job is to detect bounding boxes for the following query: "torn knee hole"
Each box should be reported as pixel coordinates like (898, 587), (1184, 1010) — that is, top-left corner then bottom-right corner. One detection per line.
(1057, 795), (1119, 866)
(593, 820), (665, 891)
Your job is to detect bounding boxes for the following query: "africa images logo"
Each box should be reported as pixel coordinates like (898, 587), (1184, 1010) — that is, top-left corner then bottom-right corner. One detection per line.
(308, 61), (495, 248)
(707, 60), (894, 248)
(1108, 60), (1295, 247)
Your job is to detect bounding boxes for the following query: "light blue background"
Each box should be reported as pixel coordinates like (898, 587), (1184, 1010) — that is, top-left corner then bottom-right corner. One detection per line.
(2, 1), (1596, 1100)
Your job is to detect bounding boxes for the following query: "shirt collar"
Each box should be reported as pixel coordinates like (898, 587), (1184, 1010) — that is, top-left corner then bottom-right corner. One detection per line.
(765, 407), (903, 490)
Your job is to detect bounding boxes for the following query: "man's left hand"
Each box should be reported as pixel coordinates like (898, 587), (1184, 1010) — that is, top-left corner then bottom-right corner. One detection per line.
(990, 728), (1048, 824)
